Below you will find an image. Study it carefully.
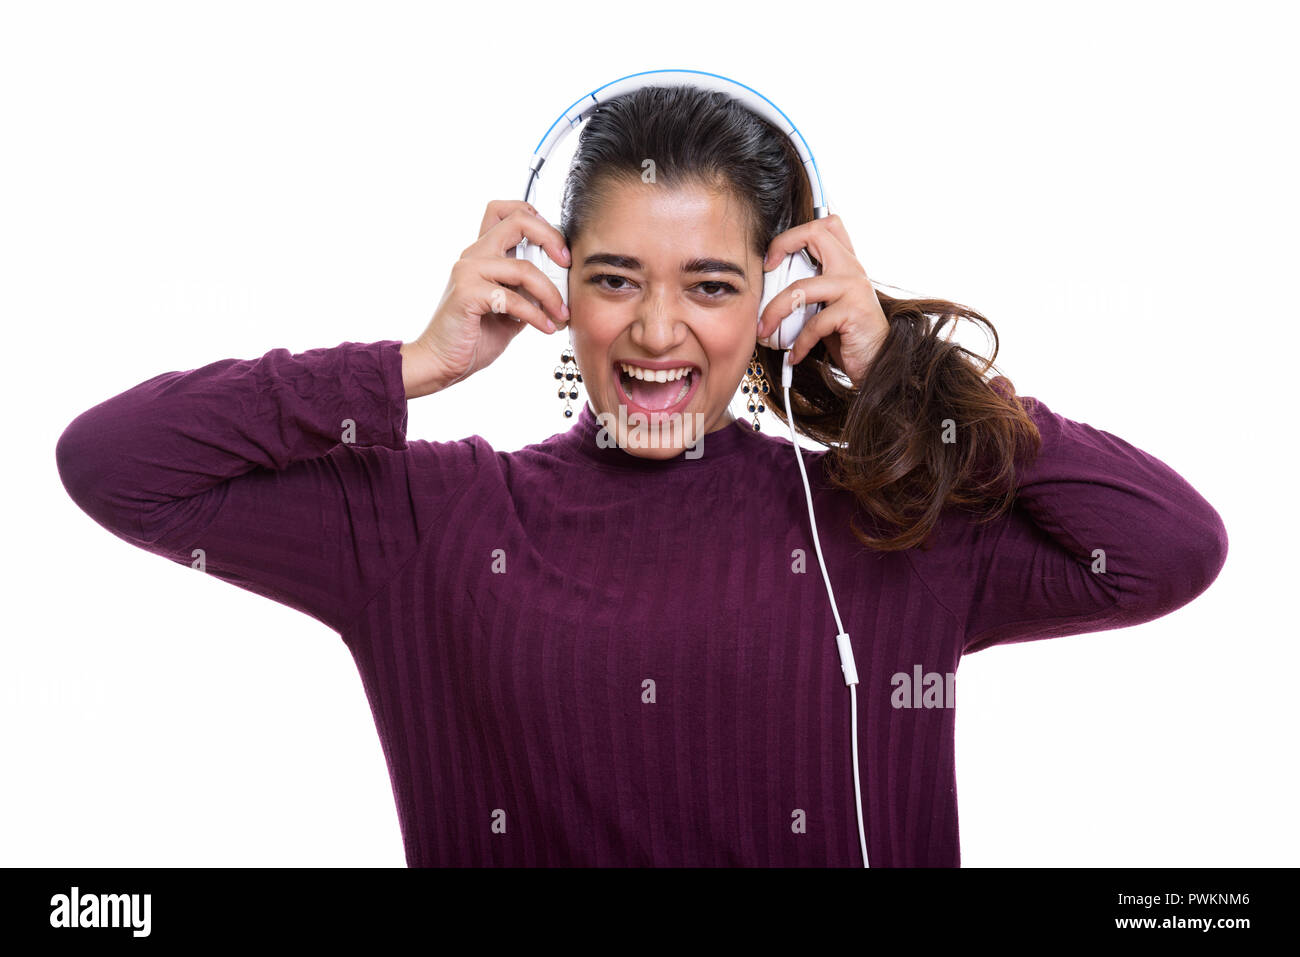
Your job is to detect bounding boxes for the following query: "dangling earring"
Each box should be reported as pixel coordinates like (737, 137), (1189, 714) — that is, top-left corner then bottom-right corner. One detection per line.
(554, 345), (582, 418)
(741, 347), (770, 432)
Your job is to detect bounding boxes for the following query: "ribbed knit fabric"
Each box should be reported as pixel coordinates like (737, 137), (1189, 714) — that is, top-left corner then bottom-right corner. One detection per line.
(55, 339), (1228, 866)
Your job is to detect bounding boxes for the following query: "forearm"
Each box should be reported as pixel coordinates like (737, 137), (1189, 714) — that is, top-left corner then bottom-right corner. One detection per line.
(56, 339), (408, 544)
(953, 395), (1229, 652)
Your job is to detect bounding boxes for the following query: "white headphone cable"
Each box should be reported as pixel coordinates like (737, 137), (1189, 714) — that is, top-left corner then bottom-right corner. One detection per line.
(778, 350), (869, 868)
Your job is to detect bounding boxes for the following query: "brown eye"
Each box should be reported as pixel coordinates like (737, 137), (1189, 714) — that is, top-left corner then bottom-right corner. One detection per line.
(590, 274), (634, 291)
(696, 281), (738, 298)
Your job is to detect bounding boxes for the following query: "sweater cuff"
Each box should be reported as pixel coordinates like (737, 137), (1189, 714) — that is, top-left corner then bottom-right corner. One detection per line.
(369, 339), (410, 450)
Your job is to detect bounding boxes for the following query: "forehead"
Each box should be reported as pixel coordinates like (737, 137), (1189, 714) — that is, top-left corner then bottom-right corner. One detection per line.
(579, 179), (755, 257)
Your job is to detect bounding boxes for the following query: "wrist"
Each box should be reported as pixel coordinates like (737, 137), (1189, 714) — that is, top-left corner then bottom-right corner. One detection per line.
(399, 340), (451, 399)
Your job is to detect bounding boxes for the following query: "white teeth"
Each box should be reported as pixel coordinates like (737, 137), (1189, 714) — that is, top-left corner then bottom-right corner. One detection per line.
(619, 363), (693, 382)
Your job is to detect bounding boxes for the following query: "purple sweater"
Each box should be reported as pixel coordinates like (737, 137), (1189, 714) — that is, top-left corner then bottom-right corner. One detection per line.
(55, 339), (1228, 866)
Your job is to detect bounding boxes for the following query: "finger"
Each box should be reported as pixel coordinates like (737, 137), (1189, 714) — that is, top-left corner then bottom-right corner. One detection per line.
(478, 200), (542, 239)
(818, 213), (856, 256)
(763, 218), (855, 277)
(757, 273), (844, 341)
(474, 207), (571, 268)
(785, 299), (854, 367)
(495, 286), (561, 335)
(472, 255), (568, 328)
(469, 279), (560, 335)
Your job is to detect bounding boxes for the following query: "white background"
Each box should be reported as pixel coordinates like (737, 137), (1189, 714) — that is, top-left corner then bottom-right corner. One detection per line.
(3, 0), (1294, 867)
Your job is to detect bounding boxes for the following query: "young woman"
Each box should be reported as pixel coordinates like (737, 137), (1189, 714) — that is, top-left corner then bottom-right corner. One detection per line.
(55, 85), (1228, 866)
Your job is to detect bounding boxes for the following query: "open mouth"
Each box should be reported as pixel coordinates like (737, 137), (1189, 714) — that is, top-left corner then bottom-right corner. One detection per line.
(614, 362), (700, 415)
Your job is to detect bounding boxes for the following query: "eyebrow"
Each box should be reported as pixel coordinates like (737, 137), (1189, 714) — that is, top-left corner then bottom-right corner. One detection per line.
(581, 253), (747, 279)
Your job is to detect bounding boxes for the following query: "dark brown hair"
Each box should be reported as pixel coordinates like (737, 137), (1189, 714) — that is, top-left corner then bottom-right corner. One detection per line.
(560, 85), (1041, 551)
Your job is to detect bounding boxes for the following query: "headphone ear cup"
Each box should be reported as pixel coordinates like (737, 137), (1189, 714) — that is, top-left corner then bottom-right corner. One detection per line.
(758, 250), (821, 351)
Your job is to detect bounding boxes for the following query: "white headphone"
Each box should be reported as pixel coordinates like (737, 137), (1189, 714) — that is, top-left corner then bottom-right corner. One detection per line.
(513, 69), (868, 868)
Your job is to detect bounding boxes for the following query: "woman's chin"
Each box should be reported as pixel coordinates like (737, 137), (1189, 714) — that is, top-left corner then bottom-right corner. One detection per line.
(592, 391), (711, 455)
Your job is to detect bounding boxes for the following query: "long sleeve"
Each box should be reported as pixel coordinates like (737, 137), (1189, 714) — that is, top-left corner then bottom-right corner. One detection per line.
(54, 338), (469, 636)
(908, 392), (1229, 655)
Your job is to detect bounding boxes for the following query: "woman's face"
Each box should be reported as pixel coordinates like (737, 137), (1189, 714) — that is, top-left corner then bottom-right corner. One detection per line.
(566, 178), (763, 460)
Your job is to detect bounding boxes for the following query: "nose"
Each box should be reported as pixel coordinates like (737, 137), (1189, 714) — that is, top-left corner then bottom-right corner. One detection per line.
(631, 285), (685, 353)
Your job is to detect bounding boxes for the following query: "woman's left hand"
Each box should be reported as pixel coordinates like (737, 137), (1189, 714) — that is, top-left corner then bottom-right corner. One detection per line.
(759, 214), (889, 387)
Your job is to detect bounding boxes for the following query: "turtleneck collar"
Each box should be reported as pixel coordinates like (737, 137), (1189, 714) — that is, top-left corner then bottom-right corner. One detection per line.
(557, 400), (758, 472)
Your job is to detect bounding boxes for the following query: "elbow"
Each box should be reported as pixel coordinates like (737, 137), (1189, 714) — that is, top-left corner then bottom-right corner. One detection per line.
(56, 409), (130, 534)
(1200, 505), (1230, 592)
(1117, 501), (1229, 622)
(1173, 506), (1228, 606)
(55, 413), (96, 511)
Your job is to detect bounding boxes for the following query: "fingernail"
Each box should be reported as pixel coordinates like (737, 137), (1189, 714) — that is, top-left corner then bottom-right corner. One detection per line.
(562, 246), (571, 264)
(562, 302), (570, 318)
(545, 319), (557, 333)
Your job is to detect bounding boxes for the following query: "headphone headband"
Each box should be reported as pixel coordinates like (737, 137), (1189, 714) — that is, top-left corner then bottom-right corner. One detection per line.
(523, 68), (828, 218)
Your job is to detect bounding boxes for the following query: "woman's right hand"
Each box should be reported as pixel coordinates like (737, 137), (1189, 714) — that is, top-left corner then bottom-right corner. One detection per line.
(401, 201), (571, 399)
